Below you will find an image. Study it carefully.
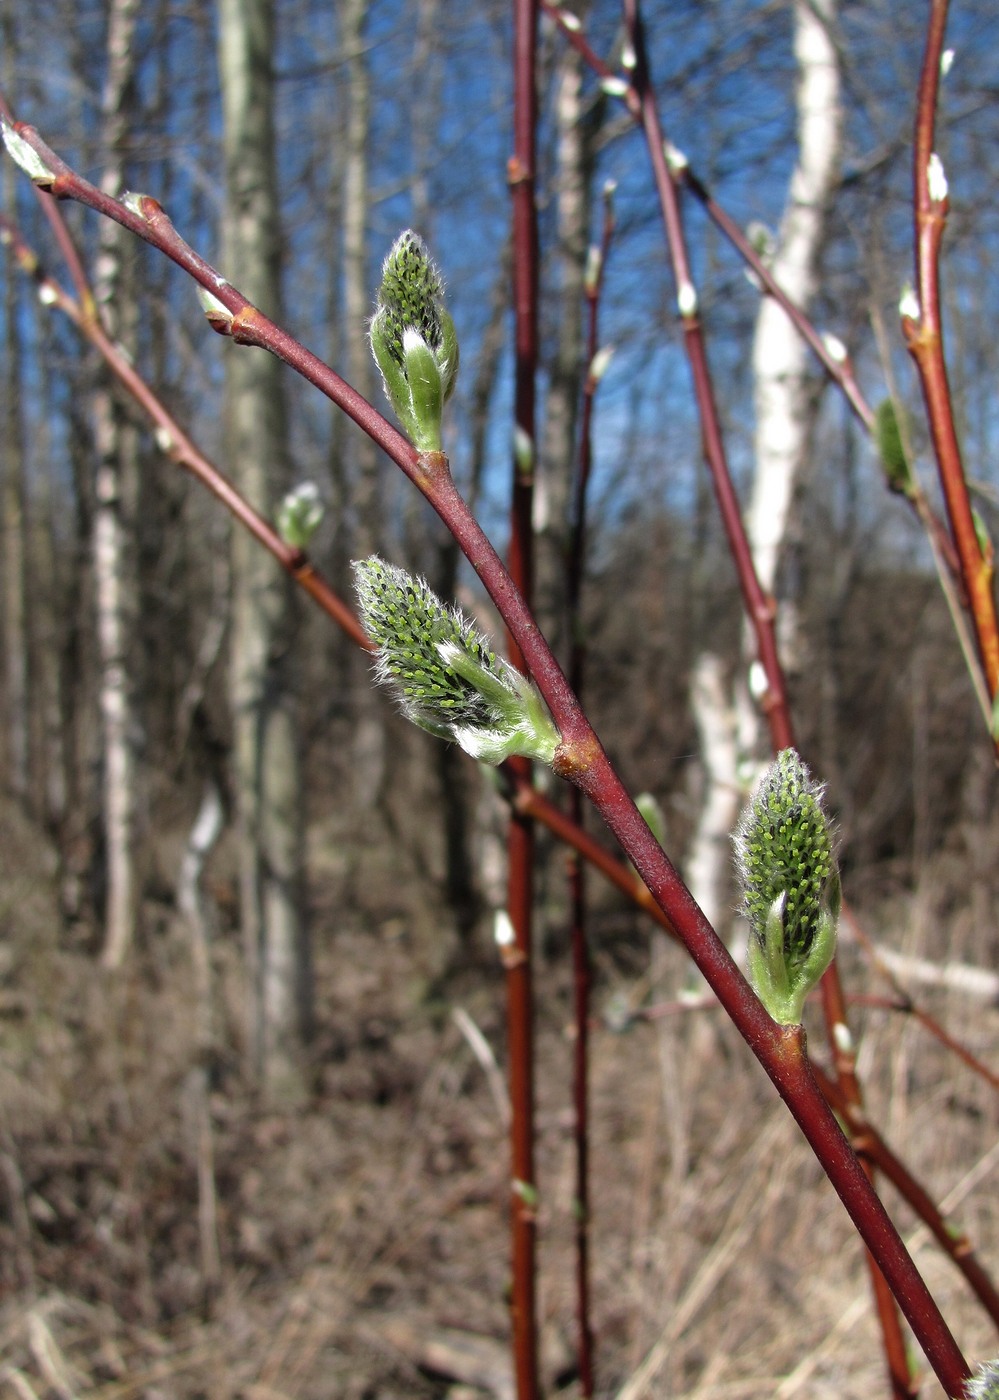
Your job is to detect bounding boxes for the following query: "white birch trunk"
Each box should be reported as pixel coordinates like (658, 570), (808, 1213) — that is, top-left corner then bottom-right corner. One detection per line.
(746, 0), (841, 611)
(685, 654), (741, 938)
(95, 0), (141, 970)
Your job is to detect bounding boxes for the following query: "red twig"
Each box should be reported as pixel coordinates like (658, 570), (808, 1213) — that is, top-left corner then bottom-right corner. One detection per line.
(561, 184), (615, 1400)
(814, 1061), (999, 1329)
(505, 3), (542, 1395)
(619, 0), (793, 754)
(904, 0), (999, 718)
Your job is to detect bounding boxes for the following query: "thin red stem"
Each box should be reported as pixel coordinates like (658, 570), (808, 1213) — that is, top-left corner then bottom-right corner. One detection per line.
(905, 0), (999, 708)
(506, 3), (542, 1395)
(560, 189), (614, 1400)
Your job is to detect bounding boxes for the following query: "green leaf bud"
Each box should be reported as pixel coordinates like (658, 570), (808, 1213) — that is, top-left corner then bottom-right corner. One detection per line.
(277, 481), (324, 549)
(734, 749), (840, 1025)
(1, 119), (56, 185)
(875, 399), (913, 498)
(369, 230), (459, 451)
(352, 556), (560, 766)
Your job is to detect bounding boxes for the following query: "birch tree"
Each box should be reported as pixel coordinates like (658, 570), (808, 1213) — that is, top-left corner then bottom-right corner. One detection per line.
(218, 0), (309, 1097)
(94, 0), (142, 970)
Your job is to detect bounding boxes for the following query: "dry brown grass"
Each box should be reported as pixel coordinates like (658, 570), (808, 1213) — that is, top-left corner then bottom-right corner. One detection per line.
(0, 794), (997, 1399)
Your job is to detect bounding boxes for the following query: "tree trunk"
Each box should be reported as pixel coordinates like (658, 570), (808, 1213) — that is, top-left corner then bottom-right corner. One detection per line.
(218, 0), (309, 1098)
(746, 0), (842, 664)
(94, 0), (142, 970)
(536, 37), (591, 652)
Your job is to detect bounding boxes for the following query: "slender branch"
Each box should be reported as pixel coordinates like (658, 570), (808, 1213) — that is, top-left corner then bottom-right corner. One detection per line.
(506, 3), (542, 1395)
(0, 207), (371, 653)
(561, 183), (615, 1400)
(904, 0), (999, 715)
(813, 1061), (999, 1329)
(619, 0), (793, 753)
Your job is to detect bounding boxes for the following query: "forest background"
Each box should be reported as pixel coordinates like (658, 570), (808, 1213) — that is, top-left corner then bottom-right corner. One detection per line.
(1, 0), (999, 1396)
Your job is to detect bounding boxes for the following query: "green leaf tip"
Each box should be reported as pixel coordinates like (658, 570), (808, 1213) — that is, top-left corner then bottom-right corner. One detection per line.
(734, 749), (840, 1025)
(966, 1362), (999, 1400)
(369, 230), (459, 452)
(351, 556), (560, 766)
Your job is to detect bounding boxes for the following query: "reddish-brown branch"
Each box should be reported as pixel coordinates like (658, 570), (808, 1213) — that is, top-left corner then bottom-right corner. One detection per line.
(814, 1061), (999, 1329)
(620, 0), (793, 754)
(820, 964), (917, 1396)
(0, 210), (371, 654)
(905, 0), (999, 711)
(560, 187), (615, 1400)
(505, 4), (542, 1396)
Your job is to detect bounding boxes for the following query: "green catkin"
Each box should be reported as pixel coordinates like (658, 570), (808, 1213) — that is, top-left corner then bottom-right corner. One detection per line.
(352, 556), (560, 766)
(368, 230), (459, 451)
(735, 749), (841, 1025)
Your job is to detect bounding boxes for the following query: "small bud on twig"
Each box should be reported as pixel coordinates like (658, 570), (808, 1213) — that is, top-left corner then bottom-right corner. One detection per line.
(121, 191), (151, 218)
(875, 399), (914, 498)
(352, 556), (560, 766)
(514, 426), (535, 474)
(663, 142), (688, 175)
(898, 283), (921, 323)
(821, 332), (848, 365)
(734, 749), (840, 1025)
(588, 345), (614, 385)
(1, 120), (56, 185)
(677, 280), (698, 319)
(196, 284), (234, 335)
(277, 482), (324, 549)
(927, 152), (949, 205)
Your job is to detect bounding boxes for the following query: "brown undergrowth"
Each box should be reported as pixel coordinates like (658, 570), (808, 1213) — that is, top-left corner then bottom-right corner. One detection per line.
(0, 795), (997, 1399)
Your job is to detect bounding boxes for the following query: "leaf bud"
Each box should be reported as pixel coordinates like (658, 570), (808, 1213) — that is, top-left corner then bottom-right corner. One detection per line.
(277, 482), (324, 549)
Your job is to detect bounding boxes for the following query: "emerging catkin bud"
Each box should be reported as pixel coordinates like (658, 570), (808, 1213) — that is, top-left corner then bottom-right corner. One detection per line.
(352, 557), (560, 766)
(277, 481), (324, 548)
(966, 1362), (999, 1399)
(369, 230), (459, 453)
(734, 749), (840, 1025)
